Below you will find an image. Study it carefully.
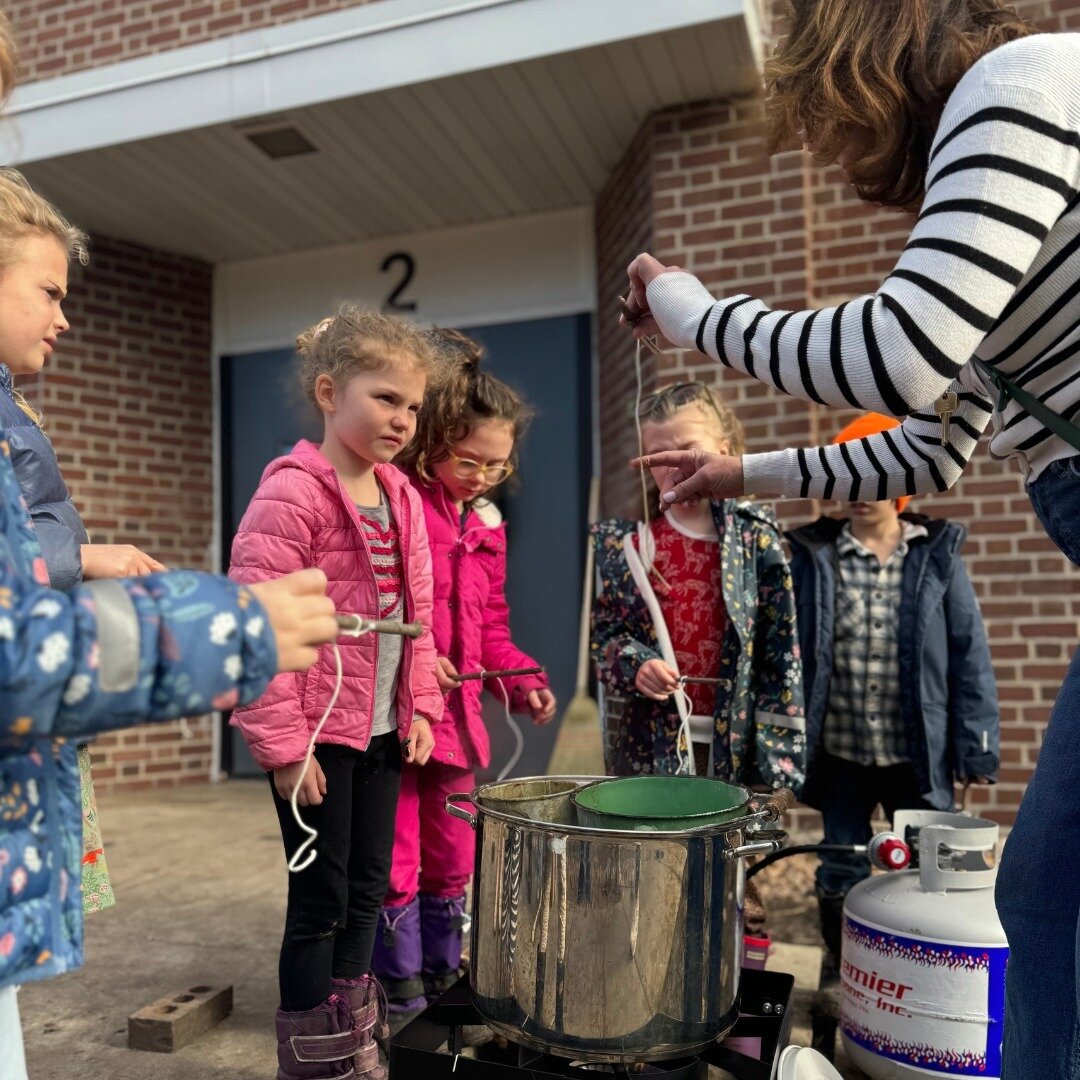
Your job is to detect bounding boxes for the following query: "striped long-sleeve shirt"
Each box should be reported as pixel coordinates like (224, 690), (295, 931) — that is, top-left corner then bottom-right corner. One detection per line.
(646, 33), (1080, 503)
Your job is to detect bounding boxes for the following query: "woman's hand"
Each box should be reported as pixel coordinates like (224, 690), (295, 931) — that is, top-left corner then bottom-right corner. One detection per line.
(404, 717), (435, 765)
(526, 688), (557, 724)
(635, 658), (679, 701)
(630, 450), (746, 506)
(435, 656), (462, 692)
(81, 543), (167, 578)
(249, 568), (337, 673)
(274, 757), (327, 806)
(622, 253), (683, 339)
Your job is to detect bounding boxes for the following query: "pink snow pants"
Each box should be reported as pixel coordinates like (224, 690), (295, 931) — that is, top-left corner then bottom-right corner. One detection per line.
(385, 761), (476, 907)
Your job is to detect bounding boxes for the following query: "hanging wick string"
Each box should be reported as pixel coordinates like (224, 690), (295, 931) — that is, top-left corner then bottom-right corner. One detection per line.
(632, 339), (670, 589)
(492, 674), (524, 782)
(673, 684), (696, 777)
(287, 625), (371, 873)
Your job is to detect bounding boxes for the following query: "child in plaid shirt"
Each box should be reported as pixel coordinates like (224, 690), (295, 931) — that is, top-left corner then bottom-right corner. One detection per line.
(786, 413), (999, 978)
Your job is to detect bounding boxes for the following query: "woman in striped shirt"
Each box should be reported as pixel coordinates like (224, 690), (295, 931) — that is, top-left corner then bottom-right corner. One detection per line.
(622, 2), (1080, 1075)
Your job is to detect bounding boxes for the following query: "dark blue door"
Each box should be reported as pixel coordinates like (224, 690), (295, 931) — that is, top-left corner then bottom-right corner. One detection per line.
(220, 313), (591, 780)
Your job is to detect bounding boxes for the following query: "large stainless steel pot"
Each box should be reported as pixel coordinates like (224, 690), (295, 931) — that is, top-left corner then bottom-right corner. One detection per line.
(446, 776), (793, 1063)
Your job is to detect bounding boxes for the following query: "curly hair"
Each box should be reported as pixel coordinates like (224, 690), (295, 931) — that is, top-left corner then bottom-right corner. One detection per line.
(296, 305), (441, 410)
(0, 12), (16, 104)
(764, 0), (1036, 211)
(0, 168), (88, 272)
(396, 327), (533, 477)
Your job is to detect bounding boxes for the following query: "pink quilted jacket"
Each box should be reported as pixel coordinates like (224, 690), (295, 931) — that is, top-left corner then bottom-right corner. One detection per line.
(414, 476), (548, 769)
(229, 441), (443, 771)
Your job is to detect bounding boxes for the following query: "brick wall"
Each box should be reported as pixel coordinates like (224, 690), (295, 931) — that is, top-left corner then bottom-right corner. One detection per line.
(9, 0), (382, 83)
(594, 2), (1080, 826)
(19, 237), (216, 792)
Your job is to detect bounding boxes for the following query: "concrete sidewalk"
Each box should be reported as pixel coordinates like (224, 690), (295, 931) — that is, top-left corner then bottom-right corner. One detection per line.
(22, 782), (285, 1080)
(20, 782), (865, 1079)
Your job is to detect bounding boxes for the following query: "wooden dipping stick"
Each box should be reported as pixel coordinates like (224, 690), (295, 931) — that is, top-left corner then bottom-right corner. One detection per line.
(454, 666), (545, 682)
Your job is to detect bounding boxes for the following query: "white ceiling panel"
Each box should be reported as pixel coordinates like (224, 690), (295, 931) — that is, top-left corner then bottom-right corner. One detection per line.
(22, 17), (761, 262)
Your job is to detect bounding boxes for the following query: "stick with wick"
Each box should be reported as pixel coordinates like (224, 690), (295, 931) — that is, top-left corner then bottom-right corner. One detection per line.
(453, 666), (545, 682)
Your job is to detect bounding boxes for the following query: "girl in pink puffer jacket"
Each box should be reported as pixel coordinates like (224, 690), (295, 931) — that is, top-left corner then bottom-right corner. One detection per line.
(371, 328), (556, 1018)
(229, 307), (444, 1080)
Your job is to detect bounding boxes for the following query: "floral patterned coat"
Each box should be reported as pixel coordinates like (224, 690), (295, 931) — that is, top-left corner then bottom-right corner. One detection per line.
(0, 427), (277, 991)
(590, 500), (806, 794)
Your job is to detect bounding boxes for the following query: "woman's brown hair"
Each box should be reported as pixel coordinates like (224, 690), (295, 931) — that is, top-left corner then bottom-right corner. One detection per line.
(397, 327), (533, 478)
(765, 0), (1036, 211)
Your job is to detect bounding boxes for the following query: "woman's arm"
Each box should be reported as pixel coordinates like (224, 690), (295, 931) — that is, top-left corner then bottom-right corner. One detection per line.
(640, 378), (994, 504)
(633, 84), (1079, 418)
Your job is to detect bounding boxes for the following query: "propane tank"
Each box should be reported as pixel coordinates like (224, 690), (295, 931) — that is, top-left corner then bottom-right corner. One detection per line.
(840, 812), (1008, 1079)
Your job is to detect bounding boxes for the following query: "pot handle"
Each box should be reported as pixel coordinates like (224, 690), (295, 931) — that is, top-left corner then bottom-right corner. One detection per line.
(445, 792), (478, 829)
(723, 830), (787, 862)
(749, 787), (796, 823)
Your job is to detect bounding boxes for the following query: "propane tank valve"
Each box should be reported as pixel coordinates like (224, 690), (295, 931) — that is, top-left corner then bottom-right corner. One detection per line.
(868, 831), (911, 871)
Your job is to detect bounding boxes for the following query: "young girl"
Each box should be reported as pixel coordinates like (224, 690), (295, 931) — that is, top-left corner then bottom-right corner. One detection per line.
(372, 329), (555, 1019)
(0, 167), (171, 920)
(229, 308), (445, 1080)
(591, 381), (805, 788)
(0, 162), (337, 1079)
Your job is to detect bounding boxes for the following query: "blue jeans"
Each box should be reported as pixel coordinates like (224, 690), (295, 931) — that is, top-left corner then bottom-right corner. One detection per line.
(811, 750), (933, 897)
(997, 456), (1080, 1078)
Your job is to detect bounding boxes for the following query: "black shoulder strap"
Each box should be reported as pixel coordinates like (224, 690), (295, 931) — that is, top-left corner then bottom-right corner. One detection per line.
(971, 357), (1080, 455)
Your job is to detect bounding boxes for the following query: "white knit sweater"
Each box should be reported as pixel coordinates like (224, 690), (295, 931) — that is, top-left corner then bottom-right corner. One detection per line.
(646, 33), (1080, 500)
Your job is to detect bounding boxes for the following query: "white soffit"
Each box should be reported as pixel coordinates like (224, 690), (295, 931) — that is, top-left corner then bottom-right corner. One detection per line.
(4, 0), (763, 261)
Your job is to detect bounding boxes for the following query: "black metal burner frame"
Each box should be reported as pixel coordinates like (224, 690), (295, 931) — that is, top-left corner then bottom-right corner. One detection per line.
(389, 969), (795, 1080)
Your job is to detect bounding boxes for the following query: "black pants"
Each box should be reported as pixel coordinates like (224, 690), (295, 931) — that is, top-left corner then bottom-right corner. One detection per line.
(811, 749), (933, 898)
(270, 735), (402, 1011)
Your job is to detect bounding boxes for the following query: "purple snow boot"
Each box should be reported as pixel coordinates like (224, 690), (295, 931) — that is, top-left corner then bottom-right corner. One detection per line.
(330, 975), (388, 1079)
(275, 994), (359, 1080)
(420, 893), (469, 1003)
(370, 899), (426, 1023)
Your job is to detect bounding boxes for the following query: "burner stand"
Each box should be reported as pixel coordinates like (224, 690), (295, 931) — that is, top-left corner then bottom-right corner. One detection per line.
(389, 969), (795, 1080)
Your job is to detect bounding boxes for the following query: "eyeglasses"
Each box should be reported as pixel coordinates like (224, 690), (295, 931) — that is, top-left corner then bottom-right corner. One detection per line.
(447, 451), (515, 485)
(637, 381), (721, 421)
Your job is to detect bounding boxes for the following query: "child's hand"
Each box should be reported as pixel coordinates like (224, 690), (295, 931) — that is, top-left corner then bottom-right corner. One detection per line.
(404, 717), (435, 765)
(81, 543), (167, 578)
(274, 757), (327, 806)
(249, 568), (337, 672)
(635, 659), (679, 700)
(435, 656), (462, 692)
(527, 689), (557, 724)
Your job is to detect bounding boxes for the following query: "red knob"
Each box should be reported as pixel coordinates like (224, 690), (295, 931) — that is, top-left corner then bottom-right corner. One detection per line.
(869, 833), (911, 871)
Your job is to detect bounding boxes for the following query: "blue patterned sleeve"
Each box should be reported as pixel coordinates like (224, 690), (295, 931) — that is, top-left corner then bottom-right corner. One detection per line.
(0, 433), (277, 742)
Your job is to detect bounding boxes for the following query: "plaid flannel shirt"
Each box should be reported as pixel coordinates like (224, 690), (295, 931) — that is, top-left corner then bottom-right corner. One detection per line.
(822, 521), (928, 767)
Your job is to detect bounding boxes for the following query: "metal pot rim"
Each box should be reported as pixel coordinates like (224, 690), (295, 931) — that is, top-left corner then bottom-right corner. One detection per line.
(451, 775), (774, 839)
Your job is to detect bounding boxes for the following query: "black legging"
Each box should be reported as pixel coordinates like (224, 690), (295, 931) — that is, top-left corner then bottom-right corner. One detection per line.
(270, 734), (402, 1011)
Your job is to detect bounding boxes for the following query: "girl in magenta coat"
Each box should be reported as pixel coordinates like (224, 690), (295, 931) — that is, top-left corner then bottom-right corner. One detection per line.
(372, 329), (555, 1017)
(229, 308), (445, 1080)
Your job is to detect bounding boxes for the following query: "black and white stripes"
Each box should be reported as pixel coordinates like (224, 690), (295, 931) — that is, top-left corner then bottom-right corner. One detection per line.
(646, 33), (1080, 502)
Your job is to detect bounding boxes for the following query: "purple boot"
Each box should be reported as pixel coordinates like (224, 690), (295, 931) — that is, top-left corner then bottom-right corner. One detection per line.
(370, 899), (426, 1016)
(275, 994), (359, 1080)
(330, 975), (387, 1080)
(420, 893), (468, 1003)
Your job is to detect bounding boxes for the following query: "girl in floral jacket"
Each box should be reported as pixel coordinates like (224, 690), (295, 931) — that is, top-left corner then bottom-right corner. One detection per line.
(591, 382), (805, 792)
(0, 163), (336, 1080)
